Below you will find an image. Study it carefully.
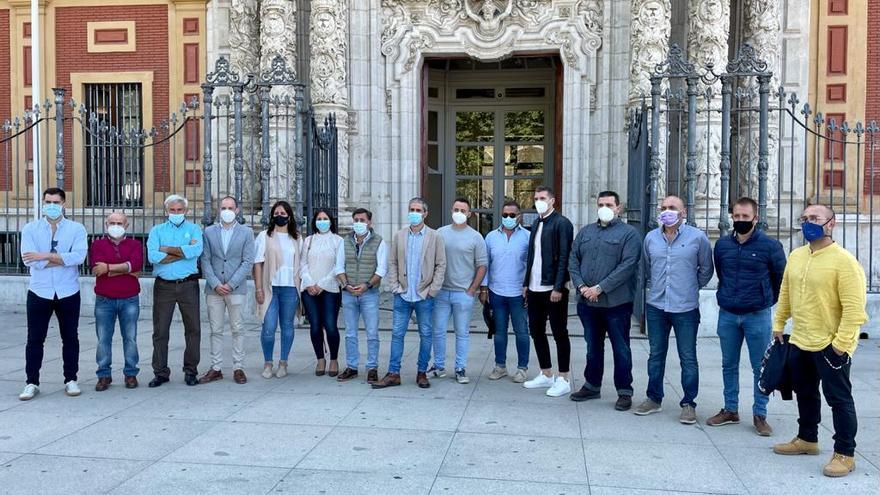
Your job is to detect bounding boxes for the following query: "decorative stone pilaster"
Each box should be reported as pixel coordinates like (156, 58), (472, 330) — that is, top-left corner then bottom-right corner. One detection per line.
(310, 0), (351, 201)
(228, 0), (261, 76)
(687, 0), (729, 200)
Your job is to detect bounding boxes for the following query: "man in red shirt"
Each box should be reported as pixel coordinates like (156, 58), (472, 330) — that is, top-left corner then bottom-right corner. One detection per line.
(90, 212), (143, 391)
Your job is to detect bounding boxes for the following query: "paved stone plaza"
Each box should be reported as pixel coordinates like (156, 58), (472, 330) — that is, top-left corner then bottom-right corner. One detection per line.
(0, 310), (876, 494)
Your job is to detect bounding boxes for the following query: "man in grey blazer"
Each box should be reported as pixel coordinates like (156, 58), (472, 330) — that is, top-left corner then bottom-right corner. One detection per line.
(199, 196), (255, 384)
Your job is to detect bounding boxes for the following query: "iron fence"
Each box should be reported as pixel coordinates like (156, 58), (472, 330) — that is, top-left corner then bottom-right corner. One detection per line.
(0, 56), (338, 276)
(628, 43), (880, 292)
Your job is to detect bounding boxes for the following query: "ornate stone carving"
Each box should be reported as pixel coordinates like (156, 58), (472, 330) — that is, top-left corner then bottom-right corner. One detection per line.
(577, 0), (603, 38)
(628, 0), (671, 103)
(228, 0), (261, 76)
(259, 0), (296, 75)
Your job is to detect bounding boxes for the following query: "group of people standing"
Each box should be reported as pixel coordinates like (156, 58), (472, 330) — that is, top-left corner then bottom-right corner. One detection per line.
(17, 184), (868, 478)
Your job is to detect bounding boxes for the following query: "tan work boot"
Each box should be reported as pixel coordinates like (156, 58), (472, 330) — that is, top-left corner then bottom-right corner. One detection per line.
(773, 437), (820, 455)
(823, 453), (855, 477)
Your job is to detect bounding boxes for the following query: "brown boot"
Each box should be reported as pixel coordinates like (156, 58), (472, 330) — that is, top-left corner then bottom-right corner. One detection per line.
(706, 409), (740, 427)
(233, 369), (247, 384)
(366, 368), (379, 384)
(95, 377), (111, 392)
(336, 368), (358, 382)
(823, 453), (855, 477)
(416, 372), (430, 389)
(124, 376), (138, 389)
(753, 415), (773, 436)
(198, 369), (223, 384)
(371, 373), (401, 389)
(773, 437), (820, 456)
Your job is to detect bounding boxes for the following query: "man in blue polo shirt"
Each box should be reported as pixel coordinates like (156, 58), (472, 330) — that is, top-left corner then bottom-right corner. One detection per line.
(147, 194), (203, 387)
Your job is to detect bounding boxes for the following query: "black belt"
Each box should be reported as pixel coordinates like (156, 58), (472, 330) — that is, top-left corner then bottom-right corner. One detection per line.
(157, 274), (199, 284)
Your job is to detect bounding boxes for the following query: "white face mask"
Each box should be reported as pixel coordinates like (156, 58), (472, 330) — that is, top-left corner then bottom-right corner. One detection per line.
(107, 225), (126, 239)
(451, 211), (467, 225)
(534, 200), (550, 215)
(219, 209), (237, 224)
(597, 206), (615, 223)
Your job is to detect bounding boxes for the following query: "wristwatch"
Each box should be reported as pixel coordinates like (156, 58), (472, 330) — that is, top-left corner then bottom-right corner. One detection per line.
(366, 282), (373, 289)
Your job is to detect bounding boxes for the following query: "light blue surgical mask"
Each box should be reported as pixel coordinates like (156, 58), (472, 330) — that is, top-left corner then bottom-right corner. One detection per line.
(408, 211), (423, 226)
(352, 221), (368, 236)
(168, 213), (186, 225)
(501, 216), (517, 230)
(315, 219), (331, 233)
(42, 203), (63, 220)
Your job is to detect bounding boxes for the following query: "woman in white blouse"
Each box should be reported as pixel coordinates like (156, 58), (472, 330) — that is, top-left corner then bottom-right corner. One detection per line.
(253, 201), (302, 379)
(300, 209), (345, 377)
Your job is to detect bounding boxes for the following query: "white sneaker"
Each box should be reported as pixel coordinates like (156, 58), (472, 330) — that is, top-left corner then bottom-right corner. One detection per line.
(261, 364), (274, 379)
(275, 362), (288, 379)
(523, 373), (555, 389)
(512, 368), (528, 384)
(65, 381), (82, 397)
(546, 376), (571, 397)
(19, 384), (39, 401)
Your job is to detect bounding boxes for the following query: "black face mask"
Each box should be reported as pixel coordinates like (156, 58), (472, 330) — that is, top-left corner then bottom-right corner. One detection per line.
(733, 220), (754, 235)
(273, 216), (290, 227)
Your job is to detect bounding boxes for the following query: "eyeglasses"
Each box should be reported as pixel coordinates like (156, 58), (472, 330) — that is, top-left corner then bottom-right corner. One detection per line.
(798, 216), (830, 224)
(500, 213), (517, 219)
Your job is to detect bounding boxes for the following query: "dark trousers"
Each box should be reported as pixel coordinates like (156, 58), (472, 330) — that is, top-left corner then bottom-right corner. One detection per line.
(576, 301), (634, 396)
(152, 279), (200, 378)
(526, 289), (570, 373)
(791, 344), (858, 456)
(26, 291), (81, 385)
(302, 290), (342, 360)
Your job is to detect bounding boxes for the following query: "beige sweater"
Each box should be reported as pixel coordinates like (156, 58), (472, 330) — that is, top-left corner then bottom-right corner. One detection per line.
(257, 231), (301, 321)
(386, 226), (446, 300)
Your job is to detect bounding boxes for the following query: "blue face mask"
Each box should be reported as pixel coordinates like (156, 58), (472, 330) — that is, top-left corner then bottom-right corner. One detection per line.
(352, 221), (368, 236)
(802, 221), (828, 242)
(315, 219), (331, 233)
(42, 203), (63, 220)
(501, 216), (517, 230)
(408, 211), (423, 226)
(168, 213), (186, 225)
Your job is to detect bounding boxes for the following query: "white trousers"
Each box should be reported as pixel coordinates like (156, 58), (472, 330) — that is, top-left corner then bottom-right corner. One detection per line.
(206, 293), (246, 371)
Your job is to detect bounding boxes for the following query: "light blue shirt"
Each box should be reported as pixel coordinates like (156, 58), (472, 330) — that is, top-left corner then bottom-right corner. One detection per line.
(482, 225), (529, 298)
(644, 223), (714, 313)
(21, 217), (88, 299)
(147, 220), (203, 280)
(402, 228), (425, 302)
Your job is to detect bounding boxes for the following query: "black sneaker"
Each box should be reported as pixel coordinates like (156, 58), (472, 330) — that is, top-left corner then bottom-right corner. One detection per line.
(615, 395), (633, 411)
(570, 386), (600, 402)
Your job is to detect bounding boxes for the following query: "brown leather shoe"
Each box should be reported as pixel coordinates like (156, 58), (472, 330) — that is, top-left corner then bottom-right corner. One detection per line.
(706, 409), (740, 427)
(371, 372), (401, 389)
(95, 377), (111, 392)
(233, 369), (247, 384)
(198, 369), (223, 384)
(416, 372), (430, 389)
(124, 376), (138, 389)
(336, 367), (358, 382)
(753, 415), (773, 436)
(366, 368), (379, 384)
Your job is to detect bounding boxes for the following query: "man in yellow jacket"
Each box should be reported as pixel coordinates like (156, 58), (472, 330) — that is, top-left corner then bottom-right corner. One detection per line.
(771, 204), (868, 478)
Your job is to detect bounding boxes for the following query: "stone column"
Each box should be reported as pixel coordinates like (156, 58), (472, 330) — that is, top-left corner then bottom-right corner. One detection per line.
(687, 0), (729, 200)
(629, 0), (671, 199)
(309, 0), (351, 208)
(740, 0), (781, 205)
(258, 0), (297, 208)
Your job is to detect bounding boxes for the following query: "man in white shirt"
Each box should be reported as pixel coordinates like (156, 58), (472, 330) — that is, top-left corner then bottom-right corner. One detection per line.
(19, 188), (88, 400)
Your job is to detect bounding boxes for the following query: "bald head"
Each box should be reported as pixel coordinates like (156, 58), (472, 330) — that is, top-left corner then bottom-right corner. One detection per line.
(803, 204), (835, 220)
(660, 195), (685, 212)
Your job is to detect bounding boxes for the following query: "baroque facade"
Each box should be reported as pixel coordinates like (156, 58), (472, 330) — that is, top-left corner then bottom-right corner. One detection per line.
(207, 0), (812, 235)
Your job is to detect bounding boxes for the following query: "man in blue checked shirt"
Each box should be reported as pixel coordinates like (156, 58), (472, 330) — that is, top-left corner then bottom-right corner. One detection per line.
(634, 194), (714, 424)
(147, 194), (204, 388)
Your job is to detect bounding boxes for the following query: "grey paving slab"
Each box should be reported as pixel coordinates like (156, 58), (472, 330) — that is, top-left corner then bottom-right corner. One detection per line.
(108, 461), (288, 495)
(469, 377), (573, 405)
(582, 440), (747, 494)
(296, 426), (453, 475)
(275, 469), (435, 494)
(440, 432), (588, 484)
(36, 417), (214, 461)
(0, 410), (102, 453)
(13, 384), (151, 418)
(0, 454), (149, 495)
(165, 421), (330, 468)
(720, 446), (880, 495)
(271, 374), (376, 395)
(0, 452), (21, 464)
(700, 415), (835, 449)
(861, 451), (880, 471)
(340, 396), (468, 431)
(430, 476), (590, 495)
(116, 388), (262, 421)
(0, 379), (64, 412)
(459, 400), (581, 439)
(589, 488), (718, 495)
(227, 391), (363, 426)
(577, 403), (714, 446)
(367, 376), (479, 400)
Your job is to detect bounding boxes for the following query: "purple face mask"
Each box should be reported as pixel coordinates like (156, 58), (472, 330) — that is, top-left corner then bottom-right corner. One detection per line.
(658, 209), (679, 226)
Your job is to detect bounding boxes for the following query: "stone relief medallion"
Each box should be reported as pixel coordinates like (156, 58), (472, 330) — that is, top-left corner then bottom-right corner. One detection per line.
(314, 11), (337, 37)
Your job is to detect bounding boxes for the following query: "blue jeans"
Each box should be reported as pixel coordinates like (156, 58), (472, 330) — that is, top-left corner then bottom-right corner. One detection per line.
(388, 294), (435, 374)
(717, 307), (772, 416)
(94, 295), (140, 378)
(432, 289), (475, 371)
(577, 301), (634, 396)
(261, 286), (299, 362)
(489, 291), (529, 369)
(342, 288), (380, 369)
(646, 304), (700, 408)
